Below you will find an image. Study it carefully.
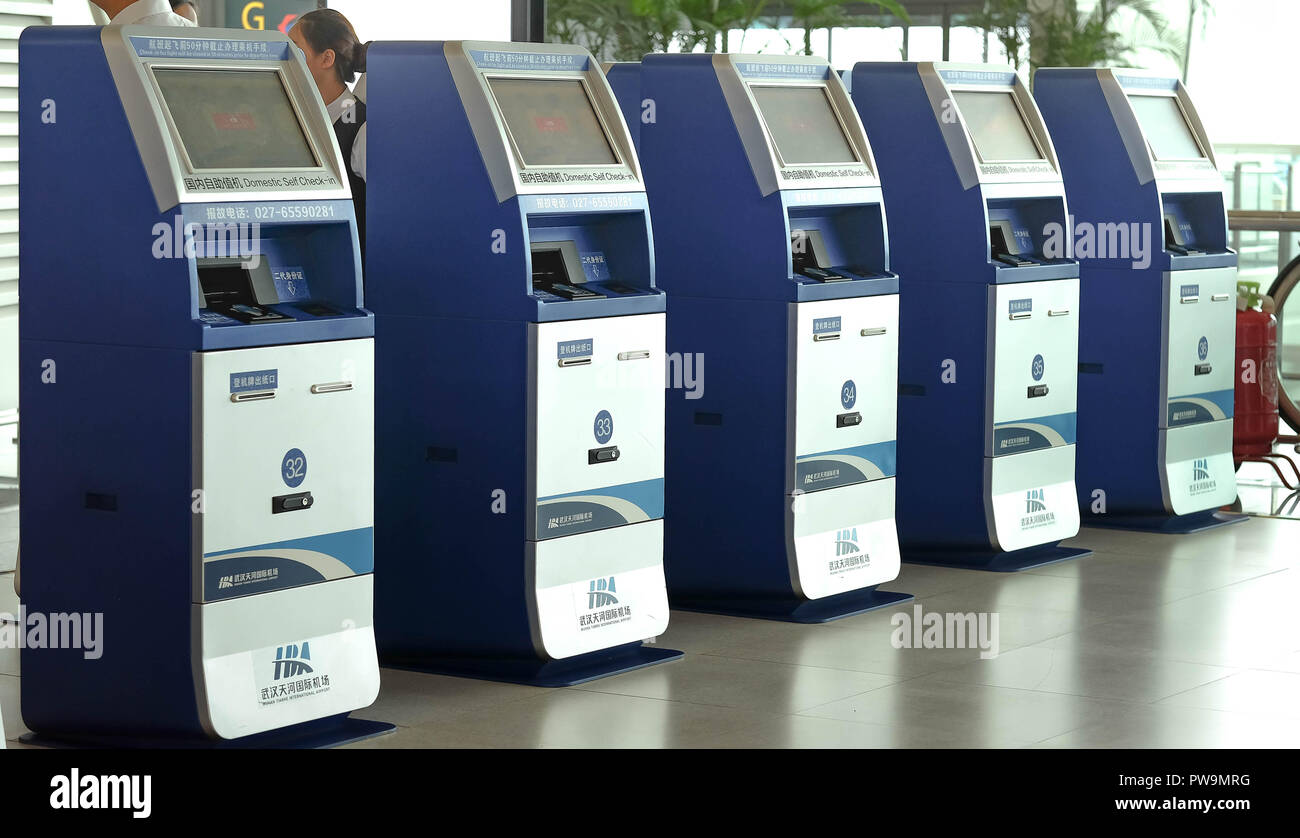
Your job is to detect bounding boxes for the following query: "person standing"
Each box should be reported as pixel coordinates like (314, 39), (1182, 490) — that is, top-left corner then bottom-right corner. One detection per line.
(90, 0), (197, 26)
(289, 10), (369, 260)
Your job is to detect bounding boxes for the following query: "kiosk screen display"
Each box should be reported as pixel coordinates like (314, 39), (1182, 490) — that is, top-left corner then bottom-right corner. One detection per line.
(154, 69), (318, 170)
(1129, 95), (1205, 161)
(752, 85), (858, 165)
(489, 77), (619, 166)
(955, 91), (1044, 162)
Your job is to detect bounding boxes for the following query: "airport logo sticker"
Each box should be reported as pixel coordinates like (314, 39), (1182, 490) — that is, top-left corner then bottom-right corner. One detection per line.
(1021, 488), (1056, 531)
(230, 368), (277, 393)
(828, 527), (871, 576)
(574, 576), (633, 632)
(1032, 354), (1045, 382)
(218, 567), (280, 592)
(256, 639), (334, 707)
(841, 380), (857, 410)
(281, 448), (307, 488)
(1198, 336), (1210, 362)
(1189, 458), (1217, 496)
(594, 409), (614, 444)
(557, 338), (593, 361)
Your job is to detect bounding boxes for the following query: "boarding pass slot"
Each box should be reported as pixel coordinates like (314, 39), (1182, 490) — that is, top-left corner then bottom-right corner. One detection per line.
(1047, 309), (1071, 317)
(310, 381), (353, 395)
(558, 358), (592, 368)
(1211, 294), (1231, 302)
(618, 350), (651, 361)
(813, 333), (840, 342)
(860, 327), (888, 337)
(1009, 312), (1032, 321)
(1180, 295), (1199, 304)
(230, 391), (275, 403)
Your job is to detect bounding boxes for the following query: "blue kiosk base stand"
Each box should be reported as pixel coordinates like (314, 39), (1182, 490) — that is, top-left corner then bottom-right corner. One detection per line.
(903, 543), (1093, 573)
(383, 642), (684, 688)
(671, 586), (915, 624)
(20, 715), (396, 750)
(1083, 509), (1249, 534)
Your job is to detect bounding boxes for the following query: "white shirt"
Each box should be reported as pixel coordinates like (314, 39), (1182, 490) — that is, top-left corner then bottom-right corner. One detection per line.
(326, 89), (367, 183)
(110, 0), (198, 26)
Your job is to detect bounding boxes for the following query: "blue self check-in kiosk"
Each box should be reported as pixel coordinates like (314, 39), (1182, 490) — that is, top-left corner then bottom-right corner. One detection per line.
(1035, 69), (1244, 532)
(632, 53), (913, 621)
(367, 41), (681, 686)
(851, 63), (1090, 571)
(19, 27), (386, 745)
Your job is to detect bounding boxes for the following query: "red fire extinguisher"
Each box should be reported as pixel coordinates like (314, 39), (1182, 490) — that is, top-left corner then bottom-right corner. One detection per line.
(1234, 281), (1279, 461)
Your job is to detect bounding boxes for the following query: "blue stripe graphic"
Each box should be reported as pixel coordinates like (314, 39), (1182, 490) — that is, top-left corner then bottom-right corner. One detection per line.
(797, 440), (898, 478)
(1167, 389), (1234, 426)
(204, 526), (374, 573)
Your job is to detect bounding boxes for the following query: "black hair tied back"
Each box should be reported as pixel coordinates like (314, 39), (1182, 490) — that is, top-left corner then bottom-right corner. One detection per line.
(296, 9), (366, 84)
(352, 41), (372, 77)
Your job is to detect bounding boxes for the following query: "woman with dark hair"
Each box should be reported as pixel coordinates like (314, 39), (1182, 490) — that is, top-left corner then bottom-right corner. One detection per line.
(289, 10), (369, 254)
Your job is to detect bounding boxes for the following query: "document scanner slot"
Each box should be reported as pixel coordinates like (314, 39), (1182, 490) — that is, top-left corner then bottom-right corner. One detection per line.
(791, 228), (848, 282)
(532, 241), (604, 300)
(198, 259), (290, 322)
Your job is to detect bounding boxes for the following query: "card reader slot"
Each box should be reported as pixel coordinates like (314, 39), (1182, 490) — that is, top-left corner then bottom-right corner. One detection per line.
(1195, 363), (1213, 376)
(272, 491), (313, 514)
(230, 391), (276, 403)
(588, 445), (620, 464)
(310, 381), (354, 394)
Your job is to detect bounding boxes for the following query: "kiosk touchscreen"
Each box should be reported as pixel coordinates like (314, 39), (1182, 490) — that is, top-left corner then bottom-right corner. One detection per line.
(630, 54), (912, 621)
(367, 42), (681, 685)
(851, 63), (1089, 571)
(19, 28), (384, 745)
(1035, 70), (1244, 532)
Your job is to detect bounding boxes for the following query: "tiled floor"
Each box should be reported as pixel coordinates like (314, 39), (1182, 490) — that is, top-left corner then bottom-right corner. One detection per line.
(2, 514), (1297, 749)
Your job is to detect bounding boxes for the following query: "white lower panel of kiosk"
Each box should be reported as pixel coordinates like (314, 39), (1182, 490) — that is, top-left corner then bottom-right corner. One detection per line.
(987, 445), (1080, 552)
(1161, 419), (1236, 516)
(789, 477), (900, 600)
(197, 574), (380, 740)
(529, 519), (669, 660)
